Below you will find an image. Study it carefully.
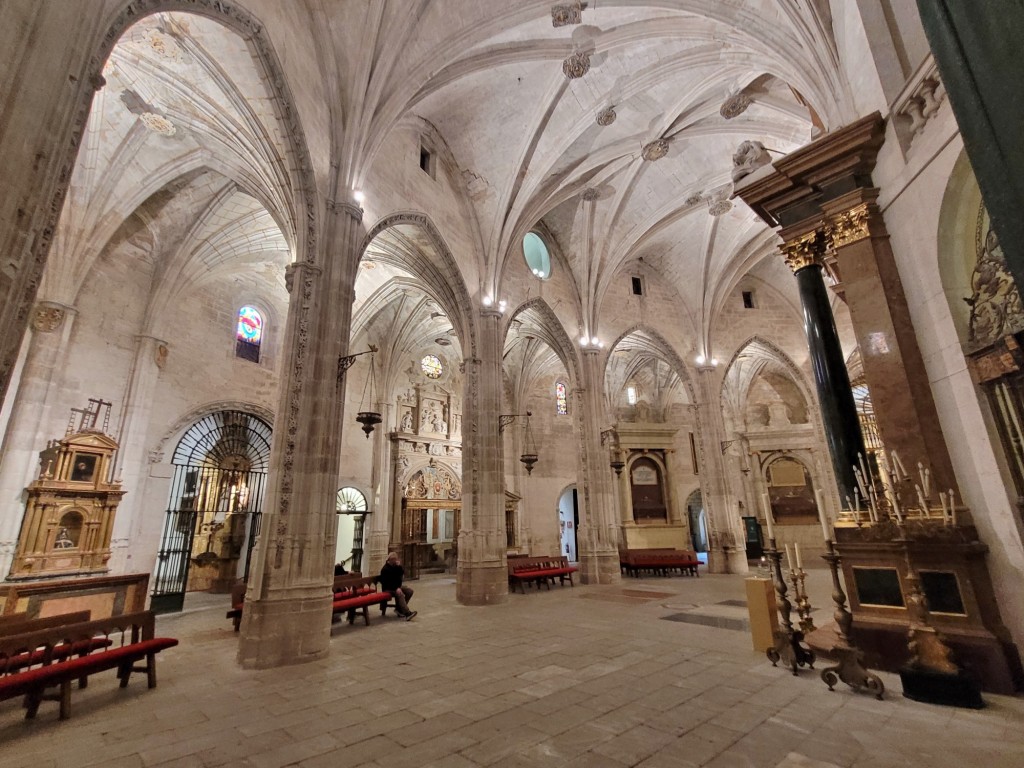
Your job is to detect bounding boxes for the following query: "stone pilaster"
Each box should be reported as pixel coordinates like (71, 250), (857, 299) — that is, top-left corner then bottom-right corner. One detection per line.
(237, 200), (363, 669)
(823, 191), (958, 494)
(107, 334), (167, 573)
(575, 349), (620, 584)
(694, 366), (748, 574)
(455, 308), (508, 605)
(0, 301), (76, 577)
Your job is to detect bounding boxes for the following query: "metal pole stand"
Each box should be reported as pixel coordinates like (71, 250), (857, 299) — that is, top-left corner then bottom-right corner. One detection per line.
(765, 537), (815, 675)
(819, 538), (885, 699)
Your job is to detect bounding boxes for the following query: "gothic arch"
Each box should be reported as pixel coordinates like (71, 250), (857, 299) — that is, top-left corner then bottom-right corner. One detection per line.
(149, 400), (275, 464)
(505, 297), (582, 389)
(605, 324), (697, 404)
(361, 211), (477, 358)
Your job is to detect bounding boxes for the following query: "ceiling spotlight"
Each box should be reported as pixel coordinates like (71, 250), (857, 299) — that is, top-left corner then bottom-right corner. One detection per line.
(483, 296), (493, 307)
(353, 190), (365, 204)
(498, 300), (507, 310)
(696, 354), (706, 365)
(580, 336), (589, 346)
(711, 358), (719, 366)
(591, 337), (599, 346)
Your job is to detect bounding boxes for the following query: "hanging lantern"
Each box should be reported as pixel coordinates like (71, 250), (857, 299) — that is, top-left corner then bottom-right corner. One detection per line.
(356, 411), (382, 437)
(519, 410), (538, 475)
(354, 347), (381, 437)
(610, 449), (625, 476)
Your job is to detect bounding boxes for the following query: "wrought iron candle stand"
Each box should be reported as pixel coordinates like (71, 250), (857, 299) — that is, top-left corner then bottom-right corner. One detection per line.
(765, 538), (815, 675)
(789, 567), (816, 635)
(819, 537), (885, 699)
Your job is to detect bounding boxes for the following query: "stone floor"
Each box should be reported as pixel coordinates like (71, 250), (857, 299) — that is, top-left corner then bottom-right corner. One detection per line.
(2, 569), (1023, 767)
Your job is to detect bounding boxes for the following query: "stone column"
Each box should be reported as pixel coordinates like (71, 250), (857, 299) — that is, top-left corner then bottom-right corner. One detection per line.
(823, 192), (958, 492)
(108, 334), (167, 573)
(781, 228), (866, 507)
(574, 349), (620, 584)
(237, 200), (362, 669)
(694, 365), (748, 574)
(456, 308), (508, 605)
(0, 301), (76, 576)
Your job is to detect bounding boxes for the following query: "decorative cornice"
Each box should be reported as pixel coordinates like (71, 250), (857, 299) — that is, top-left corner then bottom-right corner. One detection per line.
(781, 229), (828, 273)
(827, 203), (873, 249)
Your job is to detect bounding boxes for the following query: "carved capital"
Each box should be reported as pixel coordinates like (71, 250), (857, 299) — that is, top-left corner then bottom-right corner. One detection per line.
(781, 230), (828, 273)
(827, 203), (874, 249)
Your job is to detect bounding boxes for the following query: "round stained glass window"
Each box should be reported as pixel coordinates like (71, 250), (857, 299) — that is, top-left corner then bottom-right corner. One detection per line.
(523, 232), (551, 280)
(421, 354), (443, 379)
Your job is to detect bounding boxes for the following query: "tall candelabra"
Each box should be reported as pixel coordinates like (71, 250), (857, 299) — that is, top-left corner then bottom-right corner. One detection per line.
(764, 537), (815, 675)
(819, 537), (885, 699)
(789, 565), (816, 635)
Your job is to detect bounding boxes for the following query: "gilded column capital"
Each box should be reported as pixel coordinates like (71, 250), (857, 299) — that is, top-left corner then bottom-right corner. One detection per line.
(781, 229), (829, 273)
(827, 203), (875, 249)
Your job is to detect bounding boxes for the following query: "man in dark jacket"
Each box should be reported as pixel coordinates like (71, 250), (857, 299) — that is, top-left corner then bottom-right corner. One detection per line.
(380, 551), (416, 620)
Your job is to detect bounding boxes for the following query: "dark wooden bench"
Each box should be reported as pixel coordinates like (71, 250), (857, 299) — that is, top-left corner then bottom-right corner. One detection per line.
(0, 610), (178, 719)
(508, 556), (578, 594)
(619, 548), (700, 577)
(0, 610), (91, 636)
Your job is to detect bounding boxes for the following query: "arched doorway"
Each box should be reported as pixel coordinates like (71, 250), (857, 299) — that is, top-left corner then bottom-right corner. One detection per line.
(557, 486), (578, 561)
(336, 486), (368, 573)
(151, 410), (272, 613)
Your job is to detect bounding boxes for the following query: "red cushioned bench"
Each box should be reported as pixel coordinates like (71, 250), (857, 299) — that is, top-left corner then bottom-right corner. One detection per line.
(619, 549), (700, 578)
(331, 574), (390, 626)
(0, 610), (178, 720)
(508, 555), (578, 594)
(228, 573), (370, 631)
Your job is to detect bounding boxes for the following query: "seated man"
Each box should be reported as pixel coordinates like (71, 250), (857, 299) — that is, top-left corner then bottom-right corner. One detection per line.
(379, 551), (416, 620)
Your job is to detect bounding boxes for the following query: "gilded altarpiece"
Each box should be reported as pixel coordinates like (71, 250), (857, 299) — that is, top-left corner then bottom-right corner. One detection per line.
(10, 430), (125, 580)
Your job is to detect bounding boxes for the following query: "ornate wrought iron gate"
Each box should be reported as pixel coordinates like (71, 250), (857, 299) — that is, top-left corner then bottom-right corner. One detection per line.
(151, 410), (272, 613)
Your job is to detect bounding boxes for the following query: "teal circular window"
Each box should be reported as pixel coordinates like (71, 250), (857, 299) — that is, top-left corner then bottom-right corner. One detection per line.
(523, 232), (551, 280)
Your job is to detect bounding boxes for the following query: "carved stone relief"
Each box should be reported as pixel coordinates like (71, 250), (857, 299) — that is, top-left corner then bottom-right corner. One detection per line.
(596, 106), (616, 126)
(641, 139), (669, 162)
(32, 305), (65, 333)
(731, 140), (771, 182)
(552, 2), (585, 27)
(562, 51), (591, 79)
(967, 203), (1024, 346)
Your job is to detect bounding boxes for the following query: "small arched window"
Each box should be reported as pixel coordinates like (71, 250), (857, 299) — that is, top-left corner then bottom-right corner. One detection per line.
(626, 385), (638, 405)
(236, 306), (263, 363)
(555, 381), (568, 415)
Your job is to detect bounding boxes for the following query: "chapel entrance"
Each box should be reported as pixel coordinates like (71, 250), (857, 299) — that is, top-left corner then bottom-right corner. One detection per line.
(399, 463), (461, 578)
(151, 410), (271, 613)
(557, 486), (579, 561)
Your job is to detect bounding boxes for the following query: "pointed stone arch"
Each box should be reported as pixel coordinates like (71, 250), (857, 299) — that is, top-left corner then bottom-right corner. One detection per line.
(604, 324), (697, 404)
(504, 297), (582, 389)
(362, 211), (477, 358)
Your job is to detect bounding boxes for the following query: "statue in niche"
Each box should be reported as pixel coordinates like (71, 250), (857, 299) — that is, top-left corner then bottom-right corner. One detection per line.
(429, 442), (444, 455)
(53, 527), (75, 549)
(433, 407), (447, 433)
(400, 410), (413, 432)
(634, 400), (652, 423)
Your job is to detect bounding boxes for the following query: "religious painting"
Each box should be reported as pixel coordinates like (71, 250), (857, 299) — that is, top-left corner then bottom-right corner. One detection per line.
(70, 453), (99, 482)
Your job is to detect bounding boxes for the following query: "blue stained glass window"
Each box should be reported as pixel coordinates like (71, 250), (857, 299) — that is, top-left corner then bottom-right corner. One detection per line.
(556, 381), (568, 415)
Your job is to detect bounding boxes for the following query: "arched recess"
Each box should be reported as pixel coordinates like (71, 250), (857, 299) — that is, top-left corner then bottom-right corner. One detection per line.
(6, 0), (320, 400)
(604, 325), (697, 405)
(721, 336), (813, 432)
(151, 408), (273, 613)
(505, 298), (582, 390)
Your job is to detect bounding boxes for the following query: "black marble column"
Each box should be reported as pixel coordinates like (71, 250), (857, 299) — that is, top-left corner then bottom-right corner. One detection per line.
(794, 262), (866, 507)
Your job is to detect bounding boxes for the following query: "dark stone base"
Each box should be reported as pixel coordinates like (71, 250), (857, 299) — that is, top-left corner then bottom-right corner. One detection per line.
(899, 666), (985, 709)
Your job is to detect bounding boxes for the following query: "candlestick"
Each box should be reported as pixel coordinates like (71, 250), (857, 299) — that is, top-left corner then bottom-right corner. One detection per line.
(915, 484), (929, 517)
(939, 491), (950, 525)
(949, 489), (957, 526)
(795, 542), (803, 569)
(762, 492), (774, 539)
(816, 490), (831, 541)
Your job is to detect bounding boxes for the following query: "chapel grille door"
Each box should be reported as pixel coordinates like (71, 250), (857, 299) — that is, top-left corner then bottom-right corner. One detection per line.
(151, 410), (272, 614)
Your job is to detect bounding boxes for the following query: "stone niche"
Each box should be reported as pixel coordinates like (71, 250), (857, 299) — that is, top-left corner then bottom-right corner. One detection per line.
(9, 430), (125, 580)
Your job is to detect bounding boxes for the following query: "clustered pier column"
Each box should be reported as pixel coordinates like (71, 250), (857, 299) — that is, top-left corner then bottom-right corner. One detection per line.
(456, 306), (509, 605)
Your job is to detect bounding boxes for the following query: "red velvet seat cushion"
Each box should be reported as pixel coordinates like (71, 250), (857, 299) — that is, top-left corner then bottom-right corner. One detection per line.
(332, 593), (388, 612)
